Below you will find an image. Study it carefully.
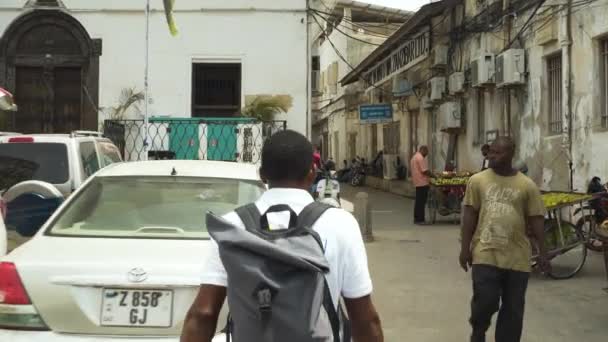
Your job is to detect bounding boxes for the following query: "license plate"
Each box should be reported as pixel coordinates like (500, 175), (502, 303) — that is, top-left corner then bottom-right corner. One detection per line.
(100, 288), (173, 327)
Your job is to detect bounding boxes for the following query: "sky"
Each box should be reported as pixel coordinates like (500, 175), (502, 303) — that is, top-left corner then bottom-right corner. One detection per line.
(364, 0), (430, 11)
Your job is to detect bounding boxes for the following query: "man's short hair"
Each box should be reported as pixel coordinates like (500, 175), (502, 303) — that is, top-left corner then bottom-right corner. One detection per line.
(260, 130), (313, 182)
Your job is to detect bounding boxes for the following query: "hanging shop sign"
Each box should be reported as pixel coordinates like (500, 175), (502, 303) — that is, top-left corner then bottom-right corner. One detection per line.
(364, 27), (430, 87)
(359, 104), (393, 124)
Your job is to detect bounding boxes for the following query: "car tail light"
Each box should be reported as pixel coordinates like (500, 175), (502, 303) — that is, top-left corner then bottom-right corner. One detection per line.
(7, 137), (34, 143)
(0, 262), (30, 305)
(0, 262), (48, 330)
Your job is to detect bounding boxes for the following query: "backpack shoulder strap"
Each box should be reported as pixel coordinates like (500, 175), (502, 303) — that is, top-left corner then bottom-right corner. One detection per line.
(297, 202), (332, 231)
(234, 203), (261, 233)
(297, 202), (341, 342)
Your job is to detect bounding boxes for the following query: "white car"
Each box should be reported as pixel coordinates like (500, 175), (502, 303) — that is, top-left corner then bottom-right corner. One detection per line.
(0, 131), (123, 255)
(0, 160), (265, 341)
(0, 131), (123, 197)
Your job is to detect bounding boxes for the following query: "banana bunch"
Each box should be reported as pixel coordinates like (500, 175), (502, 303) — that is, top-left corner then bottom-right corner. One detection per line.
(431, 177), (470, 186)
(541, 192), (592, 209)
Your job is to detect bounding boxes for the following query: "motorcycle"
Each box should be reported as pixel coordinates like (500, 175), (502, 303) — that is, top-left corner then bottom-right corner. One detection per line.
(574, 177), (607, 252)
(350, 163), (366, 187)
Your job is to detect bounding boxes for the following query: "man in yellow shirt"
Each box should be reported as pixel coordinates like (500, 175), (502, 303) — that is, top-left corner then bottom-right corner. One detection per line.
(460, 137), (550, 342)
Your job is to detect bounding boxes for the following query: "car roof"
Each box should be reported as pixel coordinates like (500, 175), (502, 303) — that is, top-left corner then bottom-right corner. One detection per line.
(0, 134), (112, 143)
(98, 160), (262, 182)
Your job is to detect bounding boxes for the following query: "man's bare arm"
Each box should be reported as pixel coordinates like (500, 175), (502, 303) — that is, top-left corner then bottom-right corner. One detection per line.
(180, 285), (226, 342)
(529, 215), (551, 273)
(460, 205), (479, 272)
(344, 295), (383, 342)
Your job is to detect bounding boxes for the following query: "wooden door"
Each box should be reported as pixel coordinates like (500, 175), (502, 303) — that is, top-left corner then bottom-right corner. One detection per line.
(15, 67), (46, 133)
(53, 67), (82, 133)
(15, 66), (81, 133)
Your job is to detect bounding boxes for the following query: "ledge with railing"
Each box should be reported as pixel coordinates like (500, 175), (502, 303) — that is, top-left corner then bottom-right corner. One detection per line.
(103, 117), (286, 164)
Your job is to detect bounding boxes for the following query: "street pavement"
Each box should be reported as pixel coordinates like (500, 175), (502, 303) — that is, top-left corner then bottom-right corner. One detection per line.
(341, 185), (608, 342)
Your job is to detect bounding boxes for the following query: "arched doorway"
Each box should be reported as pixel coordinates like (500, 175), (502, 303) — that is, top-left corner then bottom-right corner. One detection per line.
(0, 9), (101, 133)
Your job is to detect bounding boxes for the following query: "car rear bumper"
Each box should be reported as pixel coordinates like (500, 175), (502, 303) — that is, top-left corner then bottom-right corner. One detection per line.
(0, 330), (226, 341)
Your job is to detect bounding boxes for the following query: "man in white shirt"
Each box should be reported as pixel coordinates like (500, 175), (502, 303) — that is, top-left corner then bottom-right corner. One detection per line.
(181, 130), (383, 342)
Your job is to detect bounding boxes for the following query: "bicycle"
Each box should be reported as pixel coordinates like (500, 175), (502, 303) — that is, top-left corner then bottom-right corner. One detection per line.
(531, 212), (587, 280)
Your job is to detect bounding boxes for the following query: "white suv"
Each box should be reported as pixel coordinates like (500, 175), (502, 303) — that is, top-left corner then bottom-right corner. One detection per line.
(0, 131), (122, 255)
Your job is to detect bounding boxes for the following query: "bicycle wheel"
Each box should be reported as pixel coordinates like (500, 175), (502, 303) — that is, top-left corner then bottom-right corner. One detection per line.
(543, 220), (587, 280)
(575, 215), (604, 252)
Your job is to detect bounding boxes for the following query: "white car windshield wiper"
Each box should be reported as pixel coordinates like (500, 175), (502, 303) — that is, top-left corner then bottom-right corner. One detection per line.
(134, 226), (185, 234)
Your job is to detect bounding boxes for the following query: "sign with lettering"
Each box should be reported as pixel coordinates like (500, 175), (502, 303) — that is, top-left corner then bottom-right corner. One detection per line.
(364, 27), (430, 87)
(359, 104), (393, 124)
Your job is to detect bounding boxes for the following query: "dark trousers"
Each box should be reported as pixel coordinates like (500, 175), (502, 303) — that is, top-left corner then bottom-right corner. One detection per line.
(470, 265), (530, 342)
(414, 186), (429, 223)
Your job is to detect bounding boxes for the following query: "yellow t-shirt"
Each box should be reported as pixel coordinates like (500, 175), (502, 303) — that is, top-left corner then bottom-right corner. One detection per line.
(463, 169), (546, 273)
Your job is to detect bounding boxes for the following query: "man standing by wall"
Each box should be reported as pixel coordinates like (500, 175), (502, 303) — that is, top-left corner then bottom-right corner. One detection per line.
(460, 137), (550, 342)
(410, 146), (432, 225)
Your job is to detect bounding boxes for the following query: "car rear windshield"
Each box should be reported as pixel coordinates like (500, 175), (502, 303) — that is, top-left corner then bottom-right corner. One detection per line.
(47, 176), (265, 239)
(0, 143), (69, 190)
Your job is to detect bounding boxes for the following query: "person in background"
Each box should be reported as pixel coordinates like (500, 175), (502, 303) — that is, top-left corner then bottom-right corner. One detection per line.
(313, 145), (322, 171)
(460, 137), (550, 342)
(410, 146), (433, 225)
(315, 161), (341, 207)
(395, 156), (407, 180)
(481, 144), (490, 171)
(445, 160), (456, 173)
(373, 151), (384, 177)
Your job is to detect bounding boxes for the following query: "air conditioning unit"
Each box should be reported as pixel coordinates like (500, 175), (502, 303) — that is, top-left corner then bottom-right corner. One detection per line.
(383, 154), (398, 180)
(496, 49), (525, 88)
(432, 44), (448, 68)
(470, 53), (495, 87)
(429, 77), (446, 102)
(448, 72), (465, 95)
(392, 77), (414, 97)
(439, 101), (462, 130)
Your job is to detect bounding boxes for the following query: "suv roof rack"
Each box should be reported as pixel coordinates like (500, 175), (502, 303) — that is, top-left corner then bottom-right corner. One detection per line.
(70, 130), (104, 138)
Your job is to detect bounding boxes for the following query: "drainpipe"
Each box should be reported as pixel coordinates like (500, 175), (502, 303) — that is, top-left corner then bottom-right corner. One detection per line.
(503, 0), (512, 136)
(561, 0), (574, 190)
(306, 0), (311, 138)
(143, 0), (150, 161)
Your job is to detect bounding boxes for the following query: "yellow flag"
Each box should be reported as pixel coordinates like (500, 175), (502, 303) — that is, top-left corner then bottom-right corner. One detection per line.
(163, 0), (178, 36)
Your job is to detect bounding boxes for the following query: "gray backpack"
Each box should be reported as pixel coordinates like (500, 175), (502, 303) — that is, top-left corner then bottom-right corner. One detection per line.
(206, 202), (349, 342)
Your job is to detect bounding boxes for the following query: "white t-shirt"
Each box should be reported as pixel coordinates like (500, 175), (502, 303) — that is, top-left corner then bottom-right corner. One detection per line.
(316, 178), (341, 200)
(200, 188), (373, 306)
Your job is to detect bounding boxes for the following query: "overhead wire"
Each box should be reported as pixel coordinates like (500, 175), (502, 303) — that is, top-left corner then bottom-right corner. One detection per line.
(310, 13), (393, 97)
(311, 10), (393, 40)
(310, 8), (399, 38)
(311, 11), (383, 46)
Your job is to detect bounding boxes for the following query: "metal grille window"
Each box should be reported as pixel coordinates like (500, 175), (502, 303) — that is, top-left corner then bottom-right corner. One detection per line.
(547, 54), (563, 134)
(383, 121), (400, 155)
(601, 39), (608, 128)
(191, 63), (241, 118)
(476, 89), (485, 144)
(312, 56), (320, 93)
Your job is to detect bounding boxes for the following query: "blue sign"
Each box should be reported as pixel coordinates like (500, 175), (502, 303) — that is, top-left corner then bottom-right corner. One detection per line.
(359, 104), (393, 124)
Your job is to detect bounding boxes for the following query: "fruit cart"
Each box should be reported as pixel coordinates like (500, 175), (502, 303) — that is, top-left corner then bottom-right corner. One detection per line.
(427, 172), (472, 224)
(532, 191), (594, 279)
